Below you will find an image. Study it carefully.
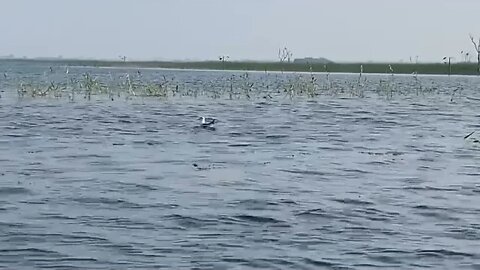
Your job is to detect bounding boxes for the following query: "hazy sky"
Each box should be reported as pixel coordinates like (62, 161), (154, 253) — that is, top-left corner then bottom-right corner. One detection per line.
(1, 0), (479, 62)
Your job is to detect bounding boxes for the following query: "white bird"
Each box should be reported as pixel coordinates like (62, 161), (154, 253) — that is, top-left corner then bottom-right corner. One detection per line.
(199, 116), (217, 126)
(197, 117), (217, 130)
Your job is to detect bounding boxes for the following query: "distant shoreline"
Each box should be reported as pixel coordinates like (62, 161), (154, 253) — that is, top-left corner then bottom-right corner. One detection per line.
(1, 58), (479, 76)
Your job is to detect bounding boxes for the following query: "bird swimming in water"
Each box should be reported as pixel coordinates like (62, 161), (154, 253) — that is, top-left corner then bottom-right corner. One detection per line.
(199, 116), (217, 126)
(196, 116), (217, 130)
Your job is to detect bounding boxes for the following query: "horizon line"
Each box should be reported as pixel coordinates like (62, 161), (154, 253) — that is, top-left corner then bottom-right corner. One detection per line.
(0, 56), (474, 65)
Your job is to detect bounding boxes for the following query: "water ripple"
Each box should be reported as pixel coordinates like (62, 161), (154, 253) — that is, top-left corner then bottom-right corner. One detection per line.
(1, 65), (479, 269)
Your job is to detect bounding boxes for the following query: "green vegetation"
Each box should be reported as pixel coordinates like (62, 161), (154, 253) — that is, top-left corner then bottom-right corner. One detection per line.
(2, 58), (480, 75)
(7, 66), (454, 103)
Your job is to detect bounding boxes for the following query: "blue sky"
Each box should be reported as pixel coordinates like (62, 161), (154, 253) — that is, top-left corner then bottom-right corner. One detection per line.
(1, 0), (479, 62)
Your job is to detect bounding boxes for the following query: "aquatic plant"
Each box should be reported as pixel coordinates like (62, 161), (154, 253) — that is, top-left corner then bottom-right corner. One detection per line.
(17, 81), (65, 98)
(11, 65), (456, 103)
(240, 73), (254, 99)
(81, 73), (107, 100)
(375, 64), (397, 99)
(412, 72), (421, 96)
(320, 64), (332, 93)
(142, 75), (170, 98)
(348, 65), (366, 98)
(227, 74), (235, 100)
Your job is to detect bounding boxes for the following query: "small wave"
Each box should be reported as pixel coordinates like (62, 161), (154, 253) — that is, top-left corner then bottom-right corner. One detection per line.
(412, 205), (447, 211)
(250, 258), (301, 269)
(354, 207), (400, 221)
(0, 247), (61, 255)
(412, 206), (460, 221)
(115, 182), (158, 192)
(56, 257), (99, 262)
(53, 126), (83, 131)
(295, 208), (338, 219)
(0, 186), (32, 196)
(403, 185), (459, 192)
(359, 150), (404, 156)
(331, 198), (374, 206)
(341, 168), (372, 174)
(0, 221), (29, 229)
(132, 140), (162, 145)
(363, 161), (391, 166)
(72, 196), (144, 209)
(118, 119), (133, 124)
(54, 154), (111, 159)
(279, 169), (330, 176)
(227, 132), (244, 137)
(278, 198), (298, 205)
(38, 212), (77, 221)
(368, 247), (411, 255)
(233, 214), (286, 225)
(227, 143), (252, 147)
(74, 216), (157, 230)
(164, 214), (216, 228)
(228, 199), (279, 210)
(221, 257), (250, 264)
(4, 133), (29, 138)
(367, 254), (403, 265)
(416, 249), (475, 258)
(446, 226), (480, 241)
(266, 134), (289, 139)
(302, 257), (337, 268)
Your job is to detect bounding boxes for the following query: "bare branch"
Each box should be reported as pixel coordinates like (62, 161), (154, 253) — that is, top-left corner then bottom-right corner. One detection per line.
(470, 34), (480, 74)
(470, 34), (480, 52)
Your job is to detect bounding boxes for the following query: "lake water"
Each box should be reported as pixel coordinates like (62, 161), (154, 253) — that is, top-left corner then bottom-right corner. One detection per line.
(1, 61), (480, 269)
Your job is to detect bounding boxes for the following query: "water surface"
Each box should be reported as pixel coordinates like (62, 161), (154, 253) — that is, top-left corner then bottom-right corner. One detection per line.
(1, 61), (480, 269)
